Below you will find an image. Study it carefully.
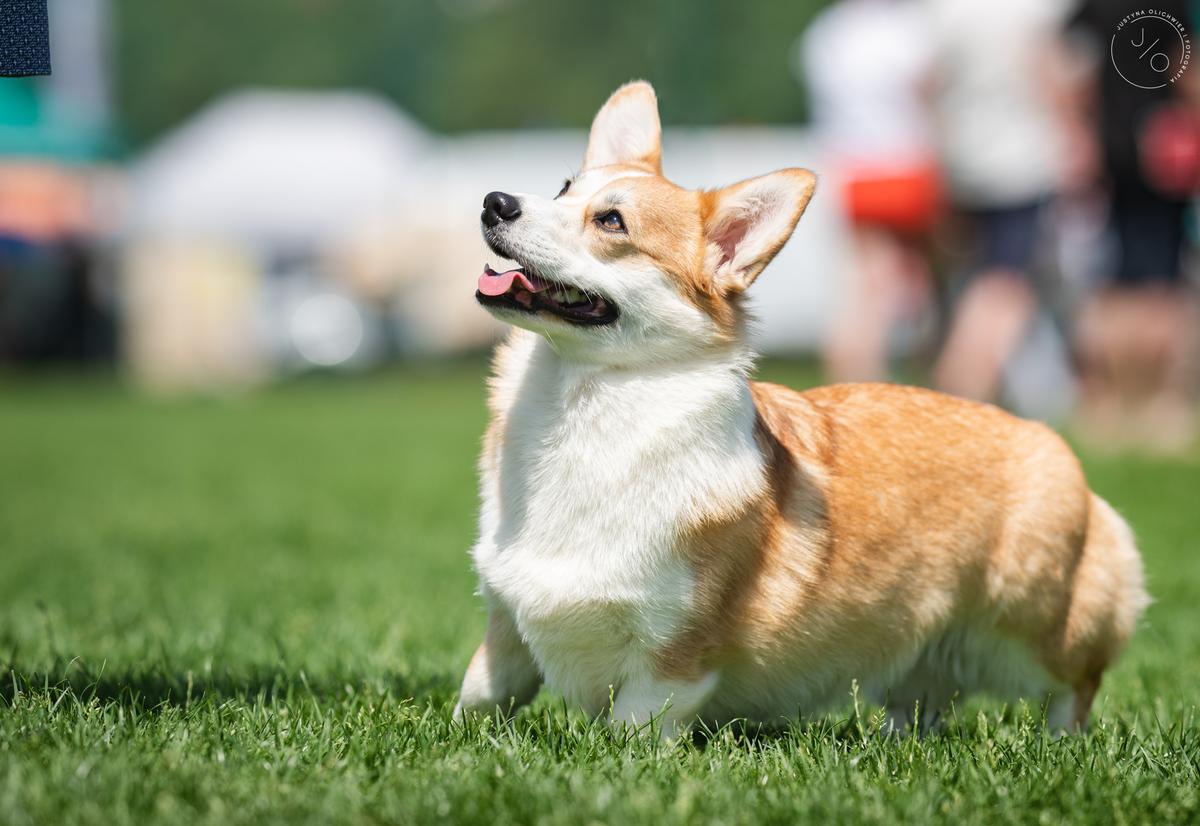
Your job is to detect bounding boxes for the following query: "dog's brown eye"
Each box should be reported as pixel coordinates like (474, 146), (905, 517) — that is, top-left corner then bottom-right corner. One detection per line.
(596, 210), (626, 232)
(556, 179), (571, 199)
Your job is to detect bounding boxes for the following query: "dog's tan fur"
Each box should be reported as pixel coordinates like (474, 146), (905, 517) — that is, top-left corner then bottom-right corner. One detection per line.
(658, 380), (1144, 728)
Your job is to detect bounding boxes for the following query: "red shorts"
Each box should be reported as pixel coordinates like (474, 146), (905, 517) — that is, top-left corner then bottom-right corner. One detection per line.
(842, 163), (943, 234)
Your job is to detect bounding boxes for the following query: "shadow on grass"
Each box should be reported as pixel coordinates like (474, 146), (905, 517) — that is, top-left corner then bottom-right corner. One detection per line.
(494, 696), (900, 752)
(0, 660), (458, 711)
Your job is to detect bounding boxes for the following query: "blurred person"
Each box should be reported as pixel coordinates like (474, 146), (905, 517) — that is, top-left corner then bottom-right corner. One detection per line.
(0, 5), (116, 366)
(797, 0), (942, 383)
(1063, 1), (1199, 452)
(0, 162), (114, 363)
(926, 0), (1078, 403)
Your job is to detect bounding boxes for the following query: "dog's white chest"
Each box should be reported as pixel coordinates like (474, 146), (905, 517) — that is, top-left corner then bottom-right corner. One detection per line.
(472, 340), (765, 710)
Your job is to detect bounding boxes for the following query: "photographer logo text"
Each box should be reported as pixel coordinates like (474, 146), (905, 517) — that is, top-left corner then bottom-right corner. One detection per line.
(1111, 9), (1191, 89)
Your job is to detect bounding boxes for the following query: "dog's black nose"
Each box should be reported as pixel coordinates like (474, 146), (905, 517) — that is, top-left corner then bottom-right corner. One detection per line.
(481, 191), (521, 228)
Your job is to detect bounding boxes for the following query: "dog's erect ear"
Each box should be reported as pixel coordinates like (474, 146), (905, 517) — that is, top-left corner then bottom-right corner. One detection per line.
(702, 169), (817, 294)
(583, 81), (662, 173)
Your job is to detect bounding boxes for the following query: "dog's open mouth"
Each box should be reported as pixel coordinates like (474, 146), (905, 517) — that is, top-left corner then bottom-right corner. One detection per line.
(476, 264), (619, 326)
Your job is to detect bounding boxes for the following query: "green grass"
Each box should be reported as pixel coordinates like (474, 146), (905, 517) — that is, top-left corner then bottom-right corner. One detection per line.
(1, 361), (1198, 825)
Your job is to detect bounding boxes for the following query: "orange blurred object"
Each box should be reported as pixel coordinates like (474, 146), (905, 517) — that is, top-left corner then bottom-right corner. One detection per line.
(842, 163), (943, 234)
(0, 163), (91, 242)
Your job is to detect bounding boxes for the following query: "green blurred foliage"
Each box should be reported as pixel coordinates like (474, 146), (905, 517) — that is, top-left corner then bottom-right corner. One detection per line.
(112, 0), (828, 147)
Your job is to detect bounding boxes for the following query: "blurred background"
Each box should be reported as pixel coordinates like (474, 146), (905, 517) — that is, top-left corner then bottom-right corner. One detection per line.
(1, 0), (1198, 449)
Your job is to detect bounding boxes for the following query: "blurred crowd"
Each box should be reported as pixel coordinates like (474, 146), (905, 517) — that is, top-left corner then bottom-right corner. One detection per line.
(801, 0), (1199, 452)
(0, 0), (1197, 453)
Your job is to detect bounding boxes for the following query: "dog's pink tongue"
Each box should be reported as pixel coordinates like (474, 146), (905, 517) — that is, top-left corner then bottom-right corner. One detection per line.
(478, 265), (547, 297)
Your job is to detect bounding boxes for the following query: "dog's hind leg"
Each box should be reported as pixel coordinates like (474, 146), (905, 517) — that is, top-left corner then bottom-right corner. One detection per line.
(1046, 689), (1078, 733)
(1036, 495), (1147, 732)
(1045, 673), (1100, 734)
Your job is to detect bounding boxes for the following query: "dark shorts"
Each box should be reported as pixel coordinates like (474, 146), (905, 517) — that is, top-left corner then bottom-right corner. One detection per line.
(1110, 186), (1187, 286)
(962, 201), (1046, 274)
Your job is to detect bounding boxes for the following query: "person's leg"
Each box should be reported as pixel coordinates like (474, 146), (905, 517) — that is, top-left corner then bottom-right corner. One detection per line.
(1074, 286), (1134, 445)
(1075, 193), (1196, 451)
(826, 224), (932, 383)
(935, 271), (1037, 401)
(1133, 283), (1198, 451)
(935, 203), (1043, 402)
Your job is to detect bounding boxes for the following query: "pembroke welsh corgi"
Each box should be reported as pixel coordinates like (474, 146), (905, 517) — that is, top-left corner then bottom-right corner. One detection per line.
(455, 81), (1147, 737)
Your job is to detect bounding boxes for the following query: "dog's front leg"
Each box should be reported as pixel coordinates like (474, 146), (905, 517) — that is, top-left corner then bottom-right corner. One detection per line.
(454, 602), (541, 720)
(610, 670), (719, 740)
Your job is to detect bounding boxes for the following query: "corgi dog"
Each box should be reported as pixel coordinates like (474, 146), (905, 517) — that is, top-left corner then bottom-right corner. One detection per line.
(455, 81), (1147, 737)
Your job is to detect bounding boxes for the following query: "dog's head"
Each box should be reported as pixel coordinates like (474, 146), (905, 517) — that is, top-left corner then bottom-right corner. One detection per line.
(476, 81), (816, 366)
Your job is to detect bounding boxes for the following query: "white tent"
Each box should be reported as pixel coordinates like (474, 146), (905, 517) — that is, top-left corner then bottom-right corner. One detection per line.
(128, 89), (431, 246)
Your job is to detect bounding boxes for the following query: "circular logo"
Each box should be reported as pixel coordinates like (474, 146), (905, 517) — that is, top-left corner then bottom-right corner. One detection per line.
(1111, 10), (1191, 89)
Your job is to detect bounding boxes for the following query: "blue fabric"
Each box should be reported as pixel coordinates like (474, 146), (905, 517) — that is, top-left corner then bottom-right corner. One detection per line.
(0, 0), (50, 76)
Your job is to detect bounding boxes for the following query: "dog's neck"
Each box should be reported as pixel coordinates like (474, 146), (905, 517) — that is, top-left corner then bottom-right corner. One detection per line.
(526, 335), (756, 398)
(488, 331), (768, 562)
(497, 333), (761, 467)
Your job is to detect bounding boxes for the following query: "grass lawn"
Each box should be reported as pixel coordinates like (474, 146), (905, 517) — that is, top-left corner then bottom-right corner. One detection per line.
(1, 360), (1198, 825)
